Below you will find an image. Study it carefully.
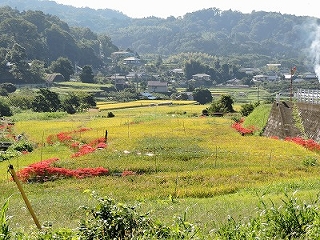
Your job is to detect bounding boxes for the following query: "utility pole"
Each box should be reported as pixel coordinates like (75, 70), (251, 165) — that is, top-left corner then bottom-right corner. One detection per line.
(290, 66), (296, 102)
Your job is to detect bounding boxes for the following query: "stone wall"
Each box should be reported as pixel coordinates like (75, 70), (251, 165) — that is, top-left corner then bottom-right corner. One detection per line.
(297, 102), (320, 142)
(262, 101), (320, 142)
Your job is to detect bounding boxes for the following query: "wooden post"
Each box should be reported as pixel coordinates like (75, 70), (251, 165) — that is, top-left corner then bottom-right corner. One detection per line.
(8, 165), (42, 230)
(104, 130), (108, 143)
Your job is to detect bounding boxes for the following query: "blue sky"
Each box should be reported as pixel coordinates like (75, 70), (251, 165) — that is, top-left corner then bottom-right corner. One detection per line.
(54, 0), (319, 19)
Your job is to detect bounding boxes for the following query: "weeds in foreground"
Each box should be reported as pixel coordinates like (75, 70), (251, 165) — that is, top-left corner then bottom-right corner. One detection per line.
(0, 199), (10, 240)
(4, 192), (320, 239)
(213, 192), (320, 239)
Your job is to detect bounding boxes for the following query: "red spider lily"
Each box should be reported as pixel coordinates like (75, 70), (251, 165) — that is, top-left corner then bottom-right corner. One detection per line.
(71, 144), (96, 158)
(46, 128), (92, 145)
(285, 137), (320, 152)
(231, 121), (255, 135)
(57, 132), (73, 143)
(70, 141), (81, 149)
(96, 142), (107, 149)
(121, 170), (136, 177)
(16, 127), (110, 182)
(88, 137), (106, 147)
(16, 158), (59, 182)
(16, 157), (109, 182)
(76, 127), (92, 133)
(270, 136), (279, 140)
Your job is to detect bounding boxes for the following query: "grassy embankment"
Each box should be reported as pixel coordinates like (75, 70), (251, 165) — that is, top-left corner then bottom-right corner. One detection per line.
(1, 100), (319, 236)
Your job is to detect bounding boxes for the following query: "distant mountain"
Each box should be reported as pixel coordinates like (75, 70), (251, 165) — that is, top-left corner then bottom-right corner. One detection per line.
(0, 0), (129, 32)
(0, 0), (318, 71)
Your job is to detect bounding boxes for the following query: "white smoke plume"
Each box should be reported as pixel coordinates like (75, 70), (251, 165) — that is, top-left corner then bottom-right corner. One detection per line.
(308, 20), (320, 82)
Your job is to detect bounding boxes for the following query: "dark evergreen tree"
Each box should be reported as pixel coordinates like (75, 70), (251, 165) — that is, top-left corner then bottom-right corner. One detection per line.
(0, 100), (12, 116)
(79, 65), (94, 83)
(49, 57), (74, 81)
(32, 88), (61, 112)
(193, 88), (212, 104)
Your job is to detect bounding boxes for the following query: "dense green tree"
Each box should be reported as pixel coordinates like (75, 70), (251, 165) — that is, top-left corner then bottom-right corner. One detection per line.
(5, 43), (32, 83)
(0, 100), (12, 116)
(61, 91), (96, 113)
(193, 88), (212, 104)
(8, 90), (35, 110)
(0, 17), (45, 59)
(240, 102), (260, 117)
(61, 92), (80, 114)
(207, 94), (235, 114)
(32, 88), (61, 112)
(29, 60), (46, 83)
(49, 57), (74, 81)
(184, 60), (206, 80)
(45, 24), (79, 62)
(0, 83), (16, 94)
(79, 65), (94, 83)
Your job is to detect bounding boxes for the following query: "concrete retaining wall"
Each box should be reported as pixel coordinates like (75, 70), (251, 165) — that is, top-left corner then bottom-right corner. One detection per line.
(262, 101), (320, 142)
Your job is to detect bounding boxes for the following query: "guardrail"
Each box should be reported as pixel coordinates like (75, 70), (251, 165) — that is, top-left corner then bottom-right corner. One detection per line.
(295, 89), (320, 104)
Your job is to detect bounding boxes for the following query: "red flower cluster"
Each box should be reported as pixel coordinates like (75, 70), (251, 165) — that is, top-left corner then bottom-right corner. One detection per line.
(231, 119), (255, 135)
(72, 145), (96, 157)
(71, 137), (107, 158)
(285, 137), (320, 152)
(16, 127), (110, 182)
(46, 128), (92, 145)
(16, 157), (109, 182)
(121, 170), (136, 177)
(47, 128), (107, 158)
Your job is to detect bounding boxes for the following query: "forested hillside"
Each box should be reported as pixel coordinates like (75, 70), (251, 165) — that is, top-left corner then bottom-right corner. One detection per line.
(0, 5), (119, 65)
(0, 0), (318, 71)
(0, 6), (120, 83)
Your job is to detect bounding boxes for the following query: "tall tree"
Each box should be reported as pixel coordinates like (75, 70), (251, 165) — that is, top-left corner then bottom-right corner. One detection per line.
(193, 88), (212, 104)
(32, 88), (61, 112)
(79, 65), (94, 83)
(49, 57), (74, 81)
(5, 43), (31, 82)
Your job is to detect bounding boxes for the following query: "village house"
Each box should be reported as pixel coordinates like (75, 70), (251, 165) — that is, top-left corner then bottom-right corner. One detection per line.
(110, 74), (128, 90)
(123, 56), (141, 65)
(253, 72), (280, 82)
(147, 81), (168, 93)
(190, 73), (212, 87)
(110, 51), (134, 62)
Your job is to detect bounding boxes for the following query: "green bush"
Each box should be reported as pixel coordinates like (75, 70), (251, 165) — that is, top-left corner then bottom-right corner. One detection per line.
(78, 191), (200, 239)
(240, 102), (260, 117)
(107, 111), (115, 118)
(9, 140), (34, 152)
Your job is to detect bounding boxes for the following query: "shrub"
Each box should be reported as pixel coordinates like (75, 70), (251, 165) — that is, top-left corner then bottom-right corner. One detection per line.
(107, 111), (115, 118)
(79, 192), (200, 239)
(9, 140), (34, 152)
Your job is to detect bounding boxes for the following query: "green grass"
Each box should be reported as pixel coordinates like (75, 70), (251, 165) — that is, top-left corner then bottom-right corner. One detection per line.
(243, 103), (273, 134)
(0, 101), (319, 237)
